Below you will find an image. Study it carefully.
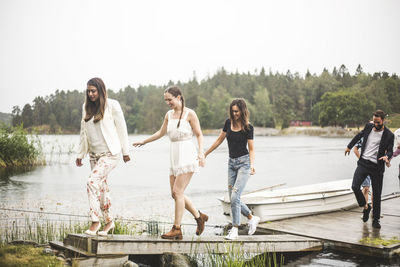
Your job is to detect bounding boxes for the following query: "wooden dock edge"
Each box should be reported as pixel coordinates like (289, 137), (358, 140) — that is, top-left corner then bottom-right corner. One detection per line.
(94, 238), (323, 255)
(56, 233), (323, 256)
(50, 241), (95, 257)
(257, 227), (400, 259)
(49, 234), (324, 266)
(50, 241), (129, 267)
(324, 240), (400, 259)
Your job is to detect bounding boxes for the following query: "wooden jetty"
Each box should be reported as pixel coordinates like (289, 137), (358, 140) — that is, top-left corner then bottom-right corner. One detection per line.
(50, 233), (321, 266)
(51, 233), (321, 256)
(257, 193), (400, 259)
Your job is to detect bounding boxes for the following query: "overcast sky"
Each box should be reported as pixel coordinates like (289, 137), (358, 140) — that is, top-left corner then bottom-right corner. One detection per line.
(0, 0), (399, 113)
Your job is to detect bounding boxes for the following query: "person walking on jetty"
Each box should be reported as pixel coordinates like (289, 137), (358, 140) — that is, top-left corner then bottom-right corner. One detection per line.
(353, 137), (373, 208)
(345, 110), (394, 229)
(76, 77), (131, 236)
(393, 128), (400, 181)
(205, 99), (260, 240)
(133, 86), (208, 240)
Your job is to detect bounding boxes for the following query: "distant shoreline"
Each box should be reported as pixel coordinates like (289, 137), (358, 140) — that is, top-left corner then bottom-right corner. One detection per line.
(203, 126), (359, 138)
(21, 126), (399, 138)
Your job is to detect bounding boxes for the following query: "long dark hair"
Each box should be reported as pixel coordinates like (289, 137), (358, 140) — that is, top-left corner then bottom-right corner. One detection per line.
(229, 98), (250, 131)
(165, 86), (184, 128)
(84, 77), (107, 123)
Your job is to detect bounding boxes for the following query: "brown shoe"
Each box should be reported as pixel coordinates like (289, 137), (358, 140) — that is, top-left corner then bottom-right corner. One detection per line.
(161, 225), (183, 240)
(195, 210), (208, 236)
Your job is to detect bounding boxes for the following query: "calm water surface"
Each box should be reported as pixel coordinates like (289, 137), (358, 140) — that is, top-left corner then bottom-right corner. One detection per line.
(1, 135), (399, 266)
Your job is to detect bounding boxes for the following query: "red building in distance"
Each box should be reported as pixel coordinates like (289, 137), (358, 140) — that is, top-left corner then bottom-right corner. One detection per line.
(290, 120), (312, 127)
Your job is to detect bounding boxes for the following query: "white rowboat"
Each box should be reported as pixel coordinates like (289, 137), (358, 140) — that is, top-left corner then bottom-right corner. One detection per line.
(218, 179), (358, 222)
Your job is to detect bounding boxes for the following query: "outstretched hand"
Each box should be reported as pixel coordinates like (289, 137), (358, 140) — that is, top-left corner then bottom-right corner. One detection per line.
(133, 141), (145, 147)
(344, 147), (351, 156)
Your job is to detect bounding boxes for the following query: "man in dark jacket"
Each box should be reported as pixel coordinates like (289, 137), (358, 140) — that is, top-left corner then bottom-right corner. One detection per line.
(345, 110), (394, 229)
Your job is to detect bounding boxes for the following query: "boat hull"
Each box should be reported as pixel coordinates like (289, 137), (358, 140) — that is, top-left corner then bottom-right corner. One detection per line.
(218, 179), (358, 222)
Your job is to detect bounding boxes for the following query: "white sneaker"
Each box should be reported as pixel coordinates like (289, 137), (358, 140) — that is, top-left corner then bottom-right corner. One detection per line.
(248, 216), (260, 235)
(224, 227), (238, 240)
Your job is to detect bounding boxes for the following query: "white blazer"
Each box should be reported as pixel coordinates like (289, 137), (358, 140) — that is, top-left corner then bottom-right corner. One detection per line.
(395, 128), (400, 147)
(77, 98), (130, 159)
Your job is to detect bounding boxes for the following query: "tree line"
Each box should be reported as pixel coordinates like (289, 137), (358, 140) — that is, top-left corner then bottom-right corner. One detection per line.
(10, 64), (400, 133)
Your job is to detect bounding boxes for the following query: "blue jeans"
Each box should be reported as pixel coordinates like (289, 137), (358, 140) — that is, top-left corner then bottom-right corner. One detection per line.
(361, 175), (371, 187)
(228, 154), (251, 226)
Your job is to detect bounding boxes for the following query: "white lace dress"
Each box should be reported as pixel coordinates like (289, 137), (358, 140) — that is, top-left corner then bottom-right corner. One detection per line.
(167, 109), (199, 176)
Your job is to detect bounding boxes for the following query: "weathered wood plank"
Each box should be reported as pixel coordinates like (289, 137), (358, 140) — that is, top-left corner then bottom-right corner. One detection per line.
(95, 236), (322, 255)
(64, 234), (92, 253)
(65, 234), (322, 255)
(49, 241), (95, 257)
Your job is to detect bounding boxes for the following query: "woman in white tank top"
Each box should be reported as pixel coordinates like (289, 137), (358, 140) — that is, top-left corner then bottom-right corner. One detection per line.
(133, 86), (208, 240)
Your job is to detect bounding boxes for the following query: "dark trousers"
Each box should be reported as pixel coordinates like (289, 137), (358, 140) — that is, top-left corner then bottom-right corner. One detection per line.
(351, 158), (383, 220)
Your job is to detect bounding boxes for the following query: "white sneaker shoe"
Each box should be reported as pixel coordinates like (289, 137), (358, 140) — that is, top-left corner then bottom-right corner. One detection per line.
(248, 216), (260, 235)
(224, 227), (238, 240)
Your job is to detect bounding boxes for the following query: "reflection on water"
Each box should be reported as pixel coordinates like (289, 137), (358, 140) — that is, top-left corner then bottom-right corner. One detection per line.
(360, 223), (382, 241)
(284, 249), (400, 267)
(0, 166), (36, 191)
(0, 166), (35, 180)
(362, 223), (370, 239)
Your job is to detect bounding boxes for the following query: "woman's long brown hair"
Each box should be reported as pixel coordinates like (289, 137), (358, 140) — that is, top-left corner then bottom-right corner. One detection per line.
(84, 77), (107, 123)
(164, 86), (185, 128)
(229, 98), (250, 131)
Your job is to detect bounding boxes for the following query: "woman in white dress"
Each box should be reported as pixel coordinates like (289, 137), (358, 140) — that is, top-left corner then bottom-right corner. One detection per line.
(133, 86), (208, 240)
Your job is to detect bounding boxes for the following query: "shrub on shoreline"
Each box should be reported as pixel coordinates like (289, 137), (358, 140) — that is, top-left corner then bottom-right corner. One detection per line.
(0, 124), (45, 168)
(0, 244), (64, 267)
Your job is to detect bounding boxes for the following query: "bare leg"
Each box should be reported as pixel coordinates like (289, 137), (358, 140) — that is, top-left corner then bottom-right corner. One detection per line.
(362, 186), (370, 204)
(169, 175), (200, 218)
(371, 191), (373, 208)
(169, 173), (199, 226)
(184, 195), (200, 218)
(89, 221), (100, 231)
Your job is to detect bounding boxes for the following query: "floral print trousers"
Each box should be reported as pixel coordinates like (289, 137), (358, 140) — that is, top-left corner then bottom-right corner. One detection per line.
(87, 152), (119, 223)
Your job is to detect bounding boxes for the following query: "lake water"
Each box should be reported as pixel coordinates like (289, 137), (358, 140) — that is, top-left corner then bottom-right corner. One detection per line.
(1, 135), (399, 266)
